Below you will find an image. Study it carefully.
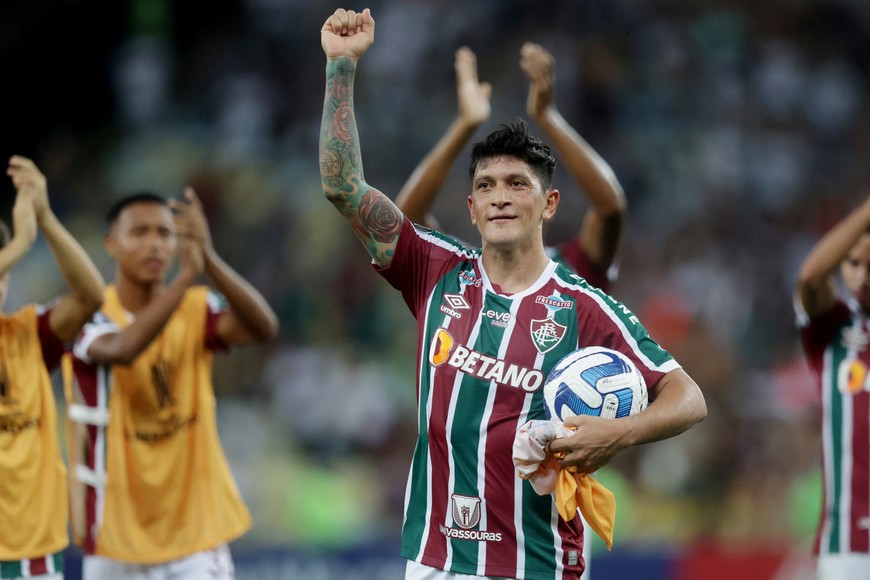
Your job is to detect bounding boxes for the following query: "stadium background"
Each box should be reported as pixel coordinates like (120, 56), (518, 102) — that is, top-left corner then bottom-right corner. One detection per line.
(3, 0), (870, 578)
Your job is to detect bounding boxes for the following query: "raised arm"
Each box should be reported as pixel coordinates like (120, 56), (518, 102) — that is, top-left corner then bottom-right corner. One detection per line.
(87, 205), (205, 366)
(0, 163), (38, 278)
(797, 196), (870, 319)
(319, 8), (403, 268)
(7, 156), (104, 342)
(521, 43), (626, 270)
(395, 47), (491, 227)
(172, 187), (278, 345)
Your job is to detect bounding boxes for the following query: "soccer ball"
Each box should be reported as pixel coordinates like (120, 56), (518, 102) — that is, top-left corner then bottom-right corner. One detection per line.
(542, 346), (648, 421)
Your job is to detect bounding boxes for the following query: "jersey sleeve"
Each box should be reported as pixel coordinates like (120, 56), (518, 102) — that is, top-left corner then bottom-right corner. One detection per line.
(73, 312), (120, 365)
(375, 220), (472, 318)
(554, 238), (612, 293)
(35, 305), (66, 371)
(204, 289), (229, 352)
(577, 288), (680, 392)
(796, 298), (850, 374)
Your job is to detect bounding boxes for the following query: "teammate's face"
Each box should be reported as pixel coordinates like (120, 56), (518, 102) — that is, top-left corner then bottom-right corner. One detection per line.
(106, 202), (177, 285)
(842, 233), (870, 310)
(467, 155), (558, 250)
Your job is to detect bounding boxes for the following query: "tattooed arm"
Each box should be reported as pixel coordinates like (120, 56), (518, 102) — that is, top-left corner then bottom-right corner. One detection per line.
(319, 8), (403, 268)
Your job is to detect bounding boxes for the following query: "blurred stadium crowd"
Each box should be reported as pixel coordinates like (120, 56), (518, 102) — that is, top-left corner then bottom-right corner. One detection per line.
(4, 0), (870, 574)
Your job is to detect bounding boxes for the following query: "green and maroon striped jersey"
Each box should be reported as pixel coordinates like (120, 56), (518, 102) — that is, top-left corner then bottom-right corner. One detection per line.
(798, 299), (870, 557)
(378, 221), (680, 579)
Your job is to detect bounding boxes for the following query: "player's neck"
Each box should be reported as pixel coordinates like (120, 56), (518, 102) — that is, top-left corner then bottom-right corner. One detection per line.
(480, 243), (550, 294)
(113, 275), (165, 314)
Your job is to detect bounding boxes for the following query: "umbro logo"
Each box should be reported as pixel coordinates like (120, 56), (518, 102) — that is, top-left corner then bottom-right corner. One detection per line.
(440, 293), (470, 319)
(444, 294), (470, 310)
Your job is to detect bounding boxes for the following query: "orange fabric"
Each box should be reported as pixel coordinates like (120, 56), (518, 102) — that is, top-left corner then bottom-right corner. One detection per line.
(0, 306), (68, 559)
(552, 460), (615, 550)
(513, 420), (616, 550)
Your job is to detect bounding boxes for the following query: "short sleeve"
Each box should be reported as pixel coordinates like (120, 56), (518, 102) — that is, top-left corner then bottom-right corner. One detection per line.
(73, 312), (120, 365)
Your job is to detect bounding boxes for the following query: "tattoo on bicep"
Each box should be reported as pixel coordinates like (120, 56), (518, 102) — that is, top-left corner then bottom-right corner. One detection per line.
(359, 190), (402, 243)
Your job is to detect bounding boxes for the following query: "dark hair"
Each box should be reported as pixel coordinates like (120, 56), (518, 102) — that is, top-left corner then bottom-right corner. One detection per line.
(106, 191), (168, 228)
(0, 220), (9, 250)
(469, 119), (557, 190)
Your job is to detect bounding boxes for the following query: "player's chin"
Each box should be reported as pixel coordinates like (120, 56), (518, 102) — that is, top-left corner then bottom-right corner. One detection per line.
(136, 268), (167, 285)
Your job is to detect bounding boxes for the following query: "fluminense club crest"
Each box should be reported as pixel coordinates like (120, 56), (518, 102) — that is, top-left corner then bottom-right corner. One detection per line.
(451, 494), (481, 529)
(530, 318), (567, 354)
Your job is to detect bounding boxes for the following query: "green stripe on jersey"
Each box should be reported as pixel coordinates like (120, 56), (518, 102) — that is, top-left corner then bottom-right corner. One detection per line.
(402, 262), (469, 559)
(0, 561), (22, 579)
(52, 553), (63, 573)
(827, 339), (846, 554)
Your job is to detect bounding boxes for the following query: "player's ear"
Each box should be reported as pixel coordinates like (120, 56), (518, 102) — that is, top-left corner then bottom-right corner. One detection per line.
(104, 231), (117, 258)
(543, 188), (559, 221)
(468, 195), (477, 225)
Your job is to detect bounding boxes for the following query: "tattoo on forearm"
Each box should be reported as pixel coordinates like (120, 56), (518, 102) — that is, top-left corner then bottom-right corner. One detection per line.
(319, 57), (402, 263)
(320, 58), (364, 197)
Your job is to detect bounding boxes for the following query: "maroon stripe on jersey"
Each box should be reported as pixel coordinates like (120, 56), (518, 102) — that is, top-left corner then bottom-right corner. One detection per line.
(29, 556), (48, 575)
(558, 511), (584, 570)
(850, 392), (870, 552)
(85, 485), (98, 554)
(72, 356), (102, 555)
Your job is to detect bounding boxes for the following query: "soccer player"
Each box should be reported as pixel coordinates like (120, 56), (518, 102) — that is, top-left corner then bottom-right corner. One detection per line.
(395, 42), (625, 293)
(795, 197), (870, 579)
(1, 156), (105, 579)
(64, 188), (278, 579)
(319, 9), (707, 579)
(395, 42), (625, 580)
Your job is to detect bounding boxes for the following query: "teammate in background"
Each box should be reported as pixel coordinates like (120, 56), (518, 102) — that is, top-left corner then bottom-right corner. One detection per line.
(395, 42), (625, 292)
(795, 197), (870, 579)
(320, 9), (706, 579)
(65, 189), (278, 579)
(0, 156), (105, 579)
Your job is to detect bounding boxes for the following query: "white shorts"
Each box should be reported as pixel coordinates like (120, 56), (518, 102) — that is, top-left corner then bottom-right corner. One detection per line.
(83, 544), (234, 580)
(405, 560), (505, 580)
(818, 553), (870, 579)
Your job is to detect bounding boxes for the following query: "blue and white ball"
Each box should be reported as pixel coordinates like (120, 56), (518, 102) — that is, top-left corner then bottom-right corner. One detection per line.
(543, 346), (648, 421)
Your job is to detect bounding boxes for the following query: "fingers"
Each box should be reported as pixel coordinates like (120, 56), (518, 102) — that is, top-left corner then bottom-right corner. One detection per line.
(520, 42), (554, 84)
(183, 186), (203, 211)
(360, 8), (374, 32)
(168, 188), (202, 214)
(7, 155), (37, 173)
(6, 155), (45, 191)
(324, 8), (373, 36)
(455, 46), (479, 85)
